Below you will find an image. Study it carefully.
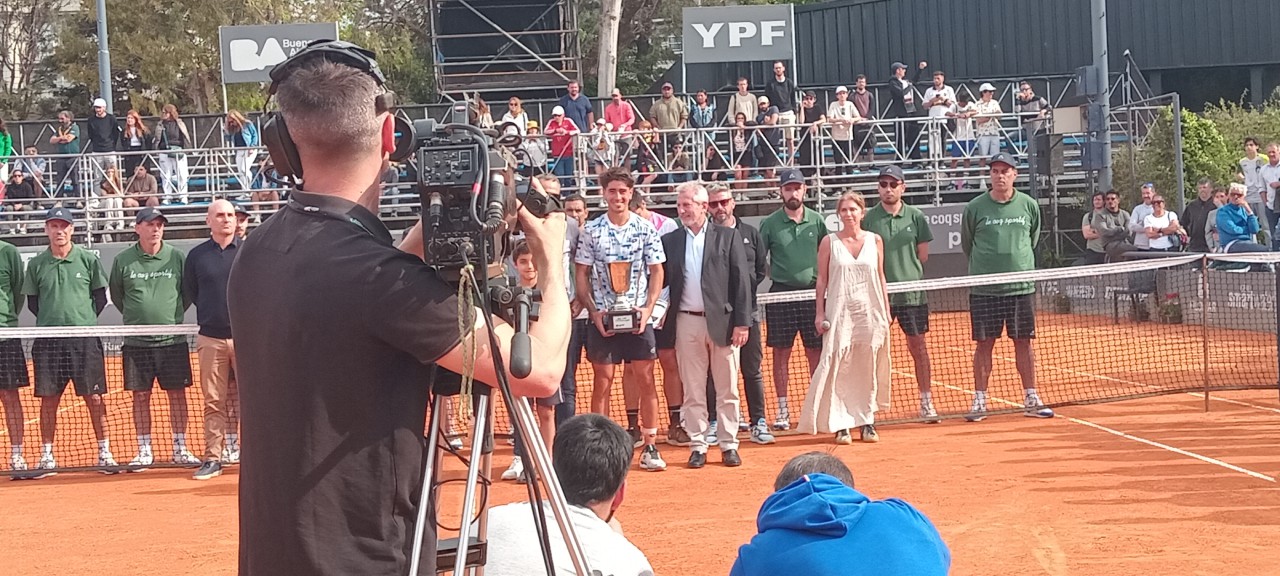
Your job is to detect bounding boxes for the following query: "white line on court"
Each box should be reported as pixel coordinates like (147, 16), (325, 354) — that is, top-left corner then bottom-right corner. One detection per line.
(892, 368), (1278, 484)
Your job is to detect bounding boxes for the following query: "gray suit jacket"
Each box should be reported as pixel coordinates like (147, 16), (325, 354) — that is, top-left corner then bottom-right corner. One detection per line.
(660, 221), (753, 347)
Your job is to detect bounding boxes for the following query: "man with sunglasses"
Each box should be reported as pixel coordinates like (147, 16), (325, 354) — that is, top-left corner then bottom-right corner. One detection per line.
(1092, 190), (1136, 261)
(862, 165), (937, 422)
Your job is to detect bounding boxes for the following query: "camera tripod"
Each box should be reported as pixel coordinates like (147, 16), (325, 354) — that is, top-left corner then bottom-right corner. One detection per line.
(409, 274), (594, 575)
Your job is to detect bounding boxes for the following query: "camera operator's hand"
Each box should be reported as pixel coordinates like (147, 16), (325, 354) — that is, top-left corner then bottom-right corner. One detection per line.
(516, 201), (567, 287)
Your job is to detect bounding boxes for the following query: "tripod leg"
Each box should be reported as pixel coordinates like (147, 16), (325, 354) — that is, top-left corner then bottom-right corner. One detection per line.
(454, 395), (491, 575)
(409, 395), (447, 576)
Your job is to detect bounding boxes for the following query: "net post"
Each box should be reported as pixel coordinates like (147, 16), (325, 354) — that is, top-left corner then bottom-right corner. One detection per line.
(1274, 260), (1280, 402)
(1201, 255), (1210, 413)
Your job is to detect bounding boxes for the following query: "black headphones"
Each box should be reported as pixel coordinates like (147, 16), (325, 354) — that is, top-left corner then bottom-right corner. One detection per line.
(259, 39), (396, 182)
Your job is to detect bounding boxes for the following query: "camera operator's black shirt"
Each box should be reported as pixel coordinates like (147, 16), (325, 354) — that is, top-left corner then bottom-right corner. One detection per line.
(229, 190), (462, 576)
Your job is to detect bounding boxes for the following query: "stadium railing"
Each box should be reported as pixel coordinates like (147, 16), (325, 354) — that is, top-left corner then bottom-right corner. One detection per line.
(1, 253), (1275, 476)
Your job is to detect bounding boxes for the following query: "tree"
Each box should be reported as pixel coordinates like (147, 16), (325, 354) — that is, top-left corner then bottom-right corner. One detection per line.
(1202, 87), (1280, 155)
(0, 0), (63, 119)
(1111, 107), (1235, 208)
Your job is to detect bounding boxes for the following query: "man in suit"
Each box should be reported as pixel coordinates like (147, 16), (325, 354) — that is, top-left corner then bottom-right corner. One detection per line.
(660, 182), (753, 469)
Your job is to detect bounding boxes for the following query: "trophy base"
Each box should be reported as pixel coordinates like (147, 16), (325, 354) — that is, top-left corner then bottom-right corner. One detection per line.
(603, 309), (641, 335)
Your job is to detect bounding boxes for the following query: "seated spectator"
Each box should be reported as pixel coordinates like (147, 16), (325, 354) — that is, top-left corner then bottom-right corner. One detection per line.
(15, 146), (48, 200)
(483, 413), (654, 576)
(1206, 187), (1227, 252)
(730, 452), (950, 576)
(5, 168), (36, 233)
(124, 164), (160, 209)
(1218, 183), (1269, 253)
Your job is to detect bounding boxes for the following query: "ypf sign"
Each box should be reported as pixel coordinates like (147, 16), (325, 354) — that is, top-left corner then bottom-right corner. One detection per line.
(682, 5), (794, 64)
(219, 23), (340, 84)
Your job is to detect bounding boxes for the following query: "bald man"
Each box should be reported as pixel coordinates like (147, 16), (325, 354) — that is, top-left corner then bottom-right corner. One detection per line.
(182, 200), (241, 480)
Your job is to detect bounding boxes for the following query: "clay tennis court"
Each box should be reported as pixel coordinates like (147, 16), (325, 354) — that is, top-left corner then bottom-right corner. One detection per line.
(2, 309), (1278, 574)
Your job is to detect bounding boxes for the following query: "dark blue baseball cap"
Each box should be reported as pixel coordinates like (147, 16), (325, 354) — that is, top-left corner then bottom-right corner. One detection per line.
(779, 168), (805, 186)
(44, 207), (74, 224)
(878, 165), (905, 182)
(135, 206), (168, 224)
(989, 152), (1019, 169)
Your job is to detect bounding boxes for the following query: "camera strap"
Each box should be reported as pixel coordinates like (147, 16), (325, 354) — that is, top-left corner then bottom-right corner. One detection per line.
(285, 192), (387, 243)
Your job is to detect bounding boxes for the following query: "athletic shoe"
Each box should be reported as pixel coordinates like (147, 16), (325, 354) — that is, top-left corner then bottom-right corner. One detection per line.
(98, 452), (120, 475)
(193, 461), (223, 481)
(834, 429), (853, 445)
(172, 450), (201, 466)
(627, 427), (643, 449)
(501, 457), (524, 481)
(721, 449), (742, 467)
(965, 397), (988, 422)
(32, 455), (56, 479)
(639, 445), (667, 472)
(860, 424), (879, 443)
(772, 410), (791, 431)
(1025, 394), (1055, 418)
(750, 419), (776, 445)
(448, 436), (464, 451)
(921, 402), (941, 424)
(129, 451), (154, 470)
(516, 471), (528, 485)
(224, 446), (241, 464)
(10, 454), (27, 471)
(665, 424), (692, 447)
(706, 421), (719, 445)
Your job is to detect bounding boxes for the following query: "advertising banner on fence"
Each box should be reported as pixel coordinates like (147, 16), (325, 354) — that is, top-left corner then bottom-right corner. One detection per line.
(682, 5), (794, 64)
(219, 23), (340, 84)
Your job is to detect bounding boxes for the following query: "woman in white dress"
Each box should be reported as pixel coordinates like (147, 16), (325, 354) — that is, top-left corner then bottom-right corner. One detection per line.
(798, 192), (892, 444)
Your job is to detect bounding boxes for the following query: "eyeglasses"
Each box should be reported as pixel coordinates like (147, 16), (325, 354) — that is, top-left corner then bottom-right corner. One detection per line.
(1153, 200), (1165, 204)
(877, 181), (900, 188)
(709, 199), (732, 208)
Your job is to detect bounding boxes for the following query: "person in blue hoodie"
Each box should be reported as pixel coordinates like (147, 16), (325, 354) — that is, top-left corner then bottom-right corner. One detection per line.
(1218, 183), (1269, 253)
(730, 452), (950, 576)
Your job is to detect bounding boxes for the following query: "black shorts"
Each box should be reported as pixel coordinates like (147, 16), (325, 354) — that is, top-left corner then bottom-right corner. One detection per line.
(0, 339), (30, 391)
(764, 287), (822, 350)
(891, 304), (930, 337)
(970, 294), (1037, 341)
(654, 321), (676, 351)
(586, 325), (657, 365)
(32, 337), (107, 398)
(123, 342), (194, 392)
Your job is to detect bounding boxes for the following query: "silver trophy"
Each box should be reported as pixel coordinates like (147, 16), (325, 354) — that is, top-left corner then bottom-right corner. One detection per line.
(602, 261), (641, 334)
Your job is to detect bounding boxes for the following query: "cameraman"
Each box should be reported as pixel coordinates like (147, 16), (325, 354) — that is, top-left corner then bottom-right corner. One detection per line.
(228, 47), (569, 575)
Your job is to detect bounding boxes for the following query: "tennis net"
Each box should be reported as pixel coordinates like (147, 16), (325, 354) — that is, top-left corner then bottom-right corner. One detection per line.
(1, 254), (1277, 475)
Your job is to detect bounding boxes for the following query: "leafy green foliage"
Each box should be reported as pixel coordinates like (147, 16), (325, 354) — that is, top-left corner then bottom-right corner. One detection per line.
(1111, 106), (1234, 208)
(1202, 87), (1280, 154)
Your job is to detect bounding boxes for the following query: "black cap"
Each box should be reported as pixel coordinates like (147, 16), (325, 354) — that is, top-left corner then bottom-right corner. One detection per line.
(891, 62), (907, 71)
(135, 206), (168, 224)
(44, 207), (74, 224)
(779, 168), (805, 186)
(878, 165), (905, 182)
(234, 203), (250, 216)
(989, 152), (1019, 169)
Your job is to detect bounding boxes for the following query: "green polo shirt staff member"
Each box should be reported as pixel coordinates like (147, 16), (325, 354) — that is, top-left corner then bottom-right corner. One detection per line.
(0, 239), (31, 472)
(758, 168), (826, 432)
(861, 165), (938, 423)
(109, 206), (198, 470)
(959, 153), (1053, 422)
(22, 207), (113, 478)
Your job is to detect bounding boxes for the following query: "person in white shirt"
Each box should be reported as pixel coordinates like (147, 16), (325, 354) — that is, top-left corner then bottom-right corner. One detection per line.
(483, 414), (655, 576)
(1127, 183), (1157, 250)
(922, 71), (956, 158)
(1258, 142), (1280, 249)
(948, 93), (978, 189)
(972, 83), (1003, 164)
(827, 85), (862, 183)
(726, 77), (759, 126)
(1142, 195), (1184, 251)
(501, 97), (529, 137)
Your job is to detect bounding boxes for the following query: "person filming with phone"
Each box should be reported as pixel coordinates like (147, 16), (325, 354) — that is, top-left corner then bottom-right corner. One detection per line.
(227, 41), (569, 576)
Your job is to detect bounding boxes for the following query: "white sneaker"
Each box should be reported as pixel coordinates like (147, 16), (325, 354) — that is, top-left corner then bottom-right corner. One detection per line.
(129, 451), (154, 470)
(98, 451), (120, 475)
(639, 445), (667, 472)
(33, 454), (57, 479)
(448, 435), (464, 451)
(965, 397), (988, 422)
(502, 457), (524, 481)
(223, 446), (241, 464)
(706, 421), (719, 445)
(921, 402), (940, 424)
(10, 454), (27, 471)
(172, 450), (201, 466)
(1024, 394), (1055, 418)
(771, 414), (791, 431)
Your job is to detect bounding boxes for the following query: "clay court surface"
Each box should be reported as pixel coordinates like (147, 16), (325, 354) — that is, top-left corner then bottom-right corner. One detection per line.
(2, 388), (1278, 575)
(1, 307), (1278, 574)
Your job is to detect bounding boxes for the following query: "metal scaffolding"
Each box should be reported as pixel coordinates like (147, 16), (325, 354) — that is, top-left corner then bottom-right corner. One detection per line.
(427, 0), (582, 96)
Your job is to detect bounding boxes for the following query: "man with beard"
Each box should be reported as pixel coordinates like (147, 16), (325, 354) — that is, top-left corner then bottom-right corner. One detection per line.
(759, 169), (825, 431)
